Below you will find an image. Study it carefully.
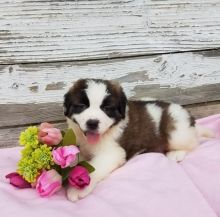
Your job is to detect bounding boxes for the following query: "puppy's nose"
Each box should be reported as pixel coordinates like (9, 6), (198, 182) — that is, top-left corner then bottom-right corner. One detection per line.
(86, 119), (99, 130)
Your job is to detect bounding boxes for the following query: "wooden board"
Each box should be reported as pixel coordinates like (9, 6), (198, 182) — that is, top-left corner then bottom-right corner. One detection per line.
(132, 84), (220, 105)
(1, 0), (220, 63)
(0, 122), (67, 148)
(1, 84), (220, 128)
(1, 50), (220, 104)
(0, 103), (65, 128)
(1, 102), (219, 148)
(185, 102), (220, 119)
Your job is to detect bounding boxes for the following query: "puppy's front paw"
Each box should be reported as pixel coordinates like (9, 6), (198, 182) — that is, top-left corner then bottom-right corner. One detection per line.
(67, 187), (81, 202)
(166, 150), (187, 162)
(67, 183), (96, 202)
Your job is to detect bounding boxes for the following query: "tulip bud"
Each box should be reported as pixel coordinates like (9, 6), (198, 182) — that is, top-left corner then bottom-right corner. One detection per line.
(68, 166), (90, 189)
(36, 169), (62, 197)
(6, 172), (31, 189)
(38, 122), (62, 146)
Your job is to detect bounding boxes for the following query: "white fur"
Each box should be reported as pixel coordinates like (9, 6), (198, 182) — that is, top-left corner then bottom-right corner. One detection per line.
(168, 104), (198, 151)
(71, 80), (114, 135)
(67, 106), (129, 202)
(66, 81), (203, 201)
(166, 150), (187, 162)
(146, 103), (162, 134)
(67, 107), (129, 158)
(86, 80), (108, 107)
(195, 125), (215, 138)
(67, 137), (126, 201)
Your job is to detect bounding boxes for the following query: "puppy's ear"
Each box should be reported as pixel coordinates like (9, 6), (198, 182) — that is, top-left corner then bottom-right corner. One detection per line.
(118, 88), (127, 119)
(63, 92), (73, 117)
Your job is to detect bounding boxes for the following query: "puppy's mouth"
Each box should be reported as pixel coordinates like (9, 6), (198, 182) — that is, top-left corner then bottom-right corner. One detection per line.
(84, 131), (100, 144)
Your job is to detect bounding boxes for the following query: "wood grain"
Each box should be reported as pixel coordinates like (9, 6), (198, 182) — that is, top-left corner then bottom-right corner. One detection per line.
(0, 103), (65, 128)
(132, 84), (220, 105)
(0, 102), (219, 148)
(1, 50), (220, 104)
(185, 102), (220, 119)
(0, 0), (220, 63)
(1, 85), (220, 128)
(0, 122), (67, 148)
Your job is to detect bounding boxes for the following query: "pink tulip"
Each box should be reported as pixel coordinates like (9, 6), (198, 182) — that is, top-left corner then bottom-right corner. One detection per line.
(6, 172), (31, 189)
(68, 166), (90, 189)
(39, 122), (54, 130)
(52, 145), (80, 168)
(38, 122), (62, 145)
(36, 169), (62, 197)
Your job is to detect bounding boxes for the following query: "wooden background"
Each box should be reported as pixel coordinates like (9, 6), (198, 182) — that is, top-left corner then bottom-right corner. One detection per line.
(0, 0), (220, 148)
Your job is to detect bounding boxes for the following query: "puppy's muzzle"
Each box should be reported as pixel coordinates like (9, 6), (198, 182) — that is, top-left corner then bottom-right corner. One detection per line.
(86, 119), (99, 131)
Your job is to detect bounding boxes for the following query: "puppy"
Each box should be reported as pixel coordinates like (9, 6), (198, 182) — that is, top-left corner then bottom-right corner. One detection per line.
(63, 79), (204, 201)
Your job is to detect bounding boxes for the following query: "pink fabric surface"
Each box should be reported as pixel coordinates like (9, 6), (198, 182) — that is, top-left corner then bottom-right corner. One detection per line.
(0, 114), (220, 217)
(181, 114), (220, 216)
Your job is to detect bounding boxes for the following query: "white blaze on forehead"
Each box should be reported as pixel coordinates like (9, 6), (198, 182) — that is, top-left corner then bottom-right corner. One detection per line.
(71, 79), (114, 135)
(85, 80), (108, 107)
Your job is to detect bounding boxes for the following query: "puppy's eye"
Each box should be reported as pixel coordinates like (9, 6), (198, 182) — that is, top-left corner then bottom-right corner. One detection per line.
(102, 105), (115, 112)
(73, 103), (87, 111)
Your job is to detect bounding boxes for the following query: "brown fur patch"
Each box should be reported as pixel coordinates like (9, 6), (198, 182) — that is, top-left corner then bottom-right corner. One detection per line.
(119, 101), (170, 160)
(63, 79), (89, 117)
(190, 116), (195, 126)
(69, 79), (88, 96)
(119, 100), (196, 160)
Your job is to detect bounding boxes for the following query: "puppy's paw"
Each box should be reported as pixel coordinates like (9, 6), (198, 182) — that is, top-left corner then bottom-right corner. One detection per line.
(67, 187), (81, 202)
(166, 150), (187, 162)
(67, 183), (96, 202)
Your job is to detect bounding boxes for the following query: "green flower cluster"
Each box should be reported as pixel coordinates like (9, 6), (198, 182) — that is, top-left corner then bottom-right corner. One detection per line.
(32, 145), (54, 170)
(17, 127), (54, 183)
(19, 126), (39, 148)
(17, 158), (39, 183)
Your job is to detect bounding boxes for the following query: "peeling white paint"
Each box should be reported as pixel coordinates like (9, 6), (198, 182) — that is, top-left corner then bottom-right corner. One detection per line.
(0, 52), (220, 104)
(0, 0), (220, 63)
(0, 0), (220, 104)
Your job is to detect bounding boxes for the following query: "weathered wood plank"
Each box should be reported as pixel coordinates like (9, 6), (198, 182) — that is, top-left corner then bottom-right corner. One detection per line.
(133, 84), (220, 105)
(0, 103), (65, 128)
(185, 102), (220, 119)
(0, 0), (220, 63)
(1, 102), (219, 148)
(0, 122), (67, 149)
(1, 50), (220, 104)
(1, 85), (220, 128)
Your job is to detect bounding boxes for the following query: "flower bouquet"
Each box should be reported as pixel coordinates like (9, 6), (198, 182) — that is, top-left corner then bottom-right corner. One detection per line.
(6, 123), (95, 198)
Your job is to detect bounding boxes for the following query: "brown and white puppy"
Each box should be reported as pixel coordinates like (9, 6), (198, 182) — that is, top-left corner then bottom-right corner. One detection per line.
(63, 78), (206, 201)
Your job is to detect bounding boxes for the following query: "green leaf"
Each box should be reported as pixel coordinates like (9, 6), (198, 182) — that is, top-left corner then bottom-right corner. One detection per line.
(61, 166), (72, 183)
(62, 129), (76, 146)
(61, 130), (65, 138)
(78, 161), (95, 173)
(52, 164), (62, 174)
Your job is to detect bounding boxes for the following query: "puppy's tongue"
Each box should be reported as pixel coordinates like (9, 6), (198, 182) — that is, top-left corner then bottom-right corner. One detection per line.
(86, 132), (100, 144)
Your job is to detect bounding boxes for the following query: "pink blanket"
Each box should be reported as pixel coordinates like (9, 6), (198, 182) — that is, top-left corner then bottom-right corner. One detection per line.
(0, 115), (220, 217)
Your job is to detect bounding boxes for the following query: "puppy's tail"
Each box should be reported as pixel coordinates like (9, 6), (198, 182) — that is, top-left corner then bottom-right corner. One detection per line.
(195, 125), (215, 138)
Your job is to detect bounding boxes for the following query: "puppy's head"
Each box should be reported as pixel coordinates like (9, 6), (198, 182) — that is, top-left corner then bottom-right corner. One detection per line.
(64, 79), (127, 144)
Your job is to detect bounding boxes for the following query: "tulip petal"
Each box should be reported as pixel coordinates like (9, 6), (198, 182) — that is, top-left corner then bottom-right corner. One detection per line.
(38, 126), (62, 146)
(6, 172), (31, 189)
(39, 122), (53, 130)
(36, 170), (62, 197)
(52, 145), (79, 168)
(39, 181), (61, 197)
(68, 166), (90, 189)
(63, 146), (80, 156)
(5, 172), (18, 179)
